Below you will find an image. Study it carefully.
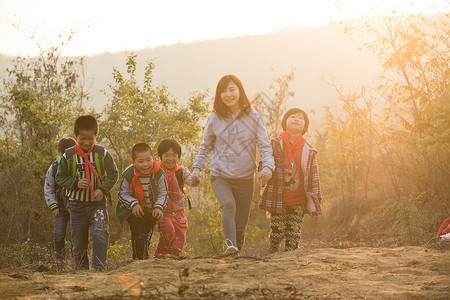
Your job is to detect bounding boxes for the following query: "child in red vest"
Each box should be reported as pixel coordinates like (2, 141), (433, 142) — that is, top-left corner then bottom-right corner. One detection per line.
(260, 108), (322, 253)
(154, 139), (199, 258)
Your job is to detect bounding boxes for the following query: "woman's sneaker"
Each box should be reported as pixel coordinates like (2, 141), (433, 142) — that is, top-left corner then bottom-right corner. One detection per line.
(224, 239), (239, 256)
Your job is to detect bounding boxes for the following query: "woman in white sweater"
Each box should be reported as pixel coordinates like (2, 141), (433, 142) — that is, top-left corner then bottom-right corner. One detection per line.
(193, 74), (275, 255)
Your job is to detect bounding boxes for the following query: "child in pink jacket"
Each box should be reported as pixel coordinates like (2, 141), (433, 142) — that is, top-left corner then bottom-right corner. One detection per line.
(154, 139), (199, 257)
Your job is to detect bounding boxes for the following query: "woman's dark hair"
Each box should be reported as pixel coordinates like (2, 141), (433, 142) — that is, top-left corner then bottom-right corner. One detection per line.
(281, 108), (309, 134)
(131, 143), (153, 160)
(58, 137), (76, 155)
(157, 139), (182, 159)
(74, 115), (99, 136)
(213, 74), (252, 119)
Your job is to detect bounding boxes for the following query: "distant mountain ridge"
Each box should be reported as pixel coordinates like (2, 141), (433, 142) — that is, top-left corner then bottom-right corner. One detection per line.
(0, 23), (383, 126)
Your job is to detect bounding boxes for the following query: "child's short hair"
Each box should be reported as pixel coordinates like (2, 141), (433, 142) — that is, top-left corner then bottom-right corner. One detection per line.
(281, 108), (309, 134)
(131, 143), (153, 160)
(58, 137), (76, 155)
(74, 115), (99, 136)
(157, 139), (182, 159)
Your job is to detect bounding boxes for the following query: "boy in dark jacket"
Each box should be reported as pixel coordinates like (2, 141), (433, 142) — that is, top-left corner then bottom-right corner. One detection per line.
(116, 142), (169, 260)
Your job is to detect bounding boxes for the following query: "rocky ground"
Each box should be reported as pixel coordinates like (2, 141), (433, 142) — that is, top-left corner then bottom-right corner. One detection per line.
(1, 245), (449, 299)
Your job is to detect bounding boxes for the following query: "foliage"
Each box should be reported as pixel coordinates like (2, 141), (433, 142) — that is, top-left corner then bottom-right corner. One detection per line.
(100, 52), (210, 246)
(318, 88), (381, 227)
(315, 10), (450, 242)
(185, 199), (223, 256)
(1, 239), (52, 267)
(100, 52), (210, 172)
(2, 10), (450, 271)
(252, 69), (295, 139)
(362, 14), (450, 149)
(358, 13), (450, 223)
(392, 193), (429, 245)
(108, 240), (132, 259)
(0, 34), (88, 245)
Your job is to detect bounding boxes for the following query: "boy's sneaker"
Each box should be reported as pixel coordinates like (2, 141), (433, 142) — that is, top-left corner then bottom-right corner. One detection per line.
(224, 239), (239, 256)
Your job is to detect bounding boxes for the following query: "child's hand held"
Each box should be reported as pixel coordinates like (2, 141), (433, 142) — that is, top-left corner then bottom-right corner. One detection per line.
(192, 173), (201, 185)
(258, 171), (272, 186)
(152, 207), (163, 220)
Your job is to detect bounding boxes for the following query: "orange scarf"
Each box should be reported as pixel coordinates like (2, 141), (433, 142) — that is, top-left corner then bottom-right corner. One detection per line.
(74, 144), (100, 195)
(160, 163), (181, 207)
(131, 161), (160, 208)
(280, 131), (306, 173)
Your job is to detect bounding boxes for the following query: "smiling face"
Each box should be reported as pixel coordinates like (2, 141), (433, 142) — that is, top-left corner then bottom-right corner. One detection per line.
(220, 81), (240, 114)
(285, 112), (306, 135)
(161, 148), (179, 171)
(133, 150), (154, 174)
(75, 129), (97, 151)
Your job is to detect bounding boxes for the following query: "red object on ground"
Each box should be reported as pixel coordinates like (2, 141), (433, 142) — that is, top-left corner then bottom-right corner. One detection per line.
(437, 217), (450, 236)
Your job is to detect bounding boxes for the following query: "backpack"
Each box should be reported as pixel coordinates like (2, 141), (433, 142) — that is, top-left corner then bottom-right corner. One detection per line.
(51, 160), (65, 202)
(174, 168), (192, 209)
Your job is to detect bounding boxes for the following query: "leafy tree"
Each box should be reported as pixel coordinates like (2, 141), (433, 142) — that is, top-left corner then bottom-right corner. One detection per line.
(100, 53), (210, 243)
(318, 86), (384, 229)
(0, 34), (88, 244)
(357, 13), (450, 220)
(319, 9), (450, 241)
(252, 69), (295, 139)
(100, 52), (209, 172)
(251, 70), (296, 210)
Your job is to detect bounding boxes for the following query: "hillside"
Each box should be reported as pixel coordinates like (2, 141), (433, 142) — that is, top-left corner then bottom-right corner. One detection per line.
(0, 23), (383, 123)
(1, 246), (449, 299)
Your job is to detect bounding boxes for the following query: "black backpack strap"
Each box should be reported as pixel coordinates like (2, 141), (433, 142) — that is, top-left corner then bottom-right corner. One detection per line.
(175, 169), (184, 191)
(93, 144), (105, 154)
(93, 144), (106, 179)
(64, 146), (77, 178)
(175, 168), (192, 209)
(93, 145), (111, 205)
(51, 160), (65, 202)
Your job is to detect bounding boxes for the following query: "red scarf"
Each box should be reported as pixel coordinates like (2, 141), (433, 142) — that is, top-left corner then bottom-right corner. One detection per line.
(131, 161), (160, 208)
(74, 144), (100, 195)
(280, 131), (306, 173)
(160, 163), (181, 207)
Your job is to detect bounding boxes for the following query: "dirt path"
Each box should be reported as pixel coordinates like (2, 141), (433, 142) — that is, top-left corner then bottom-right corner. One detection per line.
(1, 246), (449, 299)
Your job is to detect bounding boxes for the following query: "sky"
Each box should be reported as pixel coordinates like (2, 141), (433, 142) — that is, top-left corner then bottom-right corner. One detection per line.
(0, 0), (448, 57)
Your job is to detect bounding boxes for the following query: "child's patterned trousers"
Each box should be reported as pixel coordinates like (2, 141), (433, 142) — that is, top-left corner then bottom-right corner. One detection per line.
(270, 204), (305, 252)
